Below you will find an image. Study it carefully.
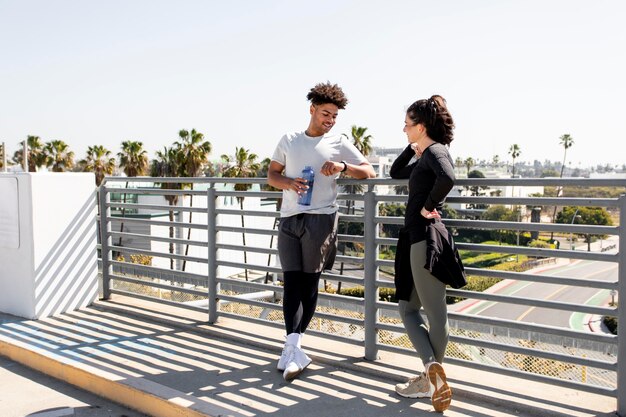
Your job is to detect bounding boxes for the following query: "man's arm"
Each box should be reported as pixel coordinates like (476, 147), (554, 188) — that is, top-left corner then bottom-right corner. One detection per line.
(267, 160), (310, 195)
(319, 160), (376, 179)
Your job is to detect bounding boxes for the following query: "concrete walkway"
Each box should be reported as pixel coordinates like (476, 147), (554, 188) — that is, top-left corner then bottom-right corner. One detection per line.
(0, 296), (618, 417)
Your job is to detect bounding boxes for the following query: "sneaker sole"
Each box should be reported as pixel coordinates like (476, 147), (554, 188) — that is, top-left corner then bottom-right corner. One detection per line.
(283, 360), (311, 381)
(395, 390), (431, 399)
(428, 363), (452, 412)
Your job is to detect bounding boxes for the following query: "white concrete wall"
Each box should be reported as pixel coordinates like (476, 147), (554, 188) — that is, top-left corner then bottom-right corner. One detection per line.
(0, 173), (99, 319)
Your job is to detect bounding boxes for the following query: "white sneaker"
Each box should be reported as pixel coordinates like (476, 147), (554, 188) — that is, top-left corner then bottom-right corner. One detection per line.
(395, 372), (431, 398)
(277, 343), (294, 372)
(283, 346), (311, 380)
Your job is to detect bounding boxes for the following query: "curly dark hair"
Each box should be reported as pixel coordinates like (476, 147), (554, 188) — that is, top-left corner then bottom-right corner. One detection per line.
(406, 95), (455, 145)
(306, 82), (348, 109)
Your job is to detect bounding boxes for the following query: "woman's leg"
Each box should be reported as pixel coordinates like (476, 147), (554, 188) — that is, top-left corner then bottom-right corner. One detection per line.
(409, 240), (449, 364)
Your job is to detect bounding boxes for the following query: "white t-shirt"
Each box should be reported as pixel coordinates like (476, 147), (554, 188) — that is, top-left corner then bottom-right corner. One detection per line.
(271, 131), (368, 218)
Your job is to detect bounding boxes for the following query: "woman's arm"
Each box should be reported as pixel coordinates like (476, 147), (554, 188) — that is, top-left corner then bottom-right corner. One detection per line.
(389, 145), (418, 179)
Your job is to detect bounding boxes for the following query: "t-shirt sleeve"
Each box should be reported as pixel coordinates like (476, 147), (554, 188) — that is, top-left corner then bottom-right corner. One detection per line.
(271, 135), (288, 166)
(339, 136), (369, 164)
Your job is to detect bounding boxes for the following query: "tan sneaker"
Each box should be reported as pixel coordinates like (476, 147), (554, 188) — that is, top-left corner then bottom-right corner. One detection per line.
(395, 373), (431, 398)
(427, 362), (452, 412)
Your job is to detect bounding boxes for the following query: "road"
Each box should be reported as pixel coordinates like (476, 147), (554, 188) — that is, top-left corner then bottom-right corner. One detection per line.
(458, 238), (618, 331)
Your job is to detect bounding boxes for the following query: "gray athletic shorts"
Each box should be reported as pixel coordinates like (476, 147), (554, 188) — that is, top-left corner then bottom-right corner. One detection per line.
(277, 212), (338, 273)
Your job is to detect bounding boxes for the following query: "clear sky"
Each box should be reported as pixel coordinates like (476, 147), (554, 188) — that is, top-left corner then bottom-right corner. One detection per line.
(1, 0), (624, 169)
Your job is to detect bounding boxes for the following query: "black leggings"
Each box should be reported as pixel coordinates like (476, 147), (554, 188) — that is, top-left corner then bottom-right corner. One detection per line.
(282, 271), (322, 334)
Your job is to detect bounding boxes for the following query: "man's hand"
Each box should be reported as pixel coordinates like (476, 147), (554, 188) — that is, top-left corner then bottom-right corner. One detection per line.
(320, 160), (343, 176)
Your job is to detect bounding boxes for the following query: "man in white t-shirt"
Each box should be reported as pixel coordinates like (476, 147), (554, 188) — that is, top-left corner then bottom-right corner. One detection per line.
(267, 82), (375, 381)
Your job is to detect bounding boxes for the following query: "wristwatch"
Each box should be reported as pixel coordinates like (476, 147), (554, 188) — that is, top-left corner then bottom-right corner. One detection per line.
(340, 160), (348, 172)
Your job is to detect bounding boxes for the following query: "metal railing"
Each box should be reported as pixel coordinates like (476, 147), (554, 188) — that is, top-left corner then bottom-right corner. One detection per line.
(98, 176), (625, 415)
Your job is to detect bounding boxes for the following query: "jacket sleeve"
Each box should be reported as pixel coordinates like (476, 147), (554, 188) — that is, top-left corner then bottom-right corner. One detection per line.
(389, 145), (417, 179)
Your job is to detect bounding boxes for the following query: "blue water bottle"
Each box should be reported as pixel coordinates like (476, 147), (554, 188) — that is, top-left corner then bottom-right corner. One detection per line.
(298, 166), (315, 206)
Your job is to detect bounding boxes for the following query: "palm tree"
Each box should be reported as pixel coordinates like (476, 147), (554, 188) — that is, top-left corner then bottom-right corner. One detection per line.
(464, 157), (475, 176)
(150, 146), (184, 270)
(551, 134), (574, 240)
(558, 134), (574, 178)
(221, 147), (261, 281)
(492, 154), (500, 167)
(119, 140), (149, 177)
(117, 141), (149, 247)
(12, 135), (47, 172)
(176, 129), (212, 271)
(44, 140), (75, 172)
(508, 144), (521, 177)
(79, 145), (116, 186)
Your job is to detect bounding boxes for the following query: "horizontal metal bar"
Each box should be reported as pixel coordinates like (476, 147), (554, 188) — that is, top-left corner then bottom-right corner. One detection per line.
(102, 176), (626, 188)
(448, 311), (618, 345)
(216, 260), (282, 274)
(109, 231), (208, 248)
(457, 243), (618, 262)
(216, 277), (281, 292)
(215, 225), (278, 236)
(107, 187), (208, 197)
(109, 245), (208, 264)
(334, 255), (364, 265)
(446, 289), (617, 316)
(446, 219), (618, 235)
(446, 196), (619, 207)
(104, 216), (208, 231)
(108, 202), (209, 213)
(337, 234), (365, 244)
(465, 267), (618, 290)
(215, 208), (280, 218)
(216, 243), (278, 255)
(110, 260), (208, 283)
(320, 272), (365, 285)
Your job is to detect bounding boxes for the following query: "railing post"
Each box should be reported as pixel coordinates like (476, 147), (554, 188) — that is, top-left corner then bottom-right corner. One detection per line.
(364, 183), (379, 360)
(617, 194), (626, 417)
(207, 185), (218, 324)
(99, 185), (112, 299)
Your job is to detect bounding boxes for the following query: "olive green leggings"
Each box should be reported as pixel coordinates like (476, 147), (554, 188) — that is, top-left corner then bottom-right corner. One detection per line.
(398, 240), (449, 368)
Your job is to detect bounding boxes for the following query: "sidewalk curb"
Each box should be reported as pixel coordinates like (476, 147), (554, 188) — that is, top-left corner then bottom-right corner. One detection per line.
(0, 336), (243, 417)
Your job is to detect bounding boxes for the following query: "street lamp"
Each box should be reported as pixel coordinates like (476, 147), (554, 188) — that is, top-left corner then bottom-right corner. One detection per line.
(570, 209), (582, 250)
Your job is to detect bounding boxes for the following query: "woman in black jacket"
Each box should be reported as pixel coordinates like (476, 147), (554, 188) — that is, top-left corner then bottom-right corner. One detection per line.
(390, 95), (456, 412)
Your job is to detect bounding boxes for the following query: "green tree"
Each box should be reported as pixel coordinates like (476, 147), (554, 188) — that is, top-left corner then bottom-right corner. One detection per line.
(117, 141), (149, 247)
(464, 157), (475, 176)
(482, 205), (520, 244)
(12, 135), (47, 172)
(467, 170), (488, 209)
(221, 147), (261, 280)
(44, 140), (75, 172)
(556, 206), (612, 251)
(79, 145), (116, 186)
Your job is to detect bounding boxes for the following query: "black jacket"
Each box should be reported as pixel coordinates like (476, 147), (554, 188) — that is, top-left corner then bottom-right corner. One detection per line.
(394, 220), (467, 301)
